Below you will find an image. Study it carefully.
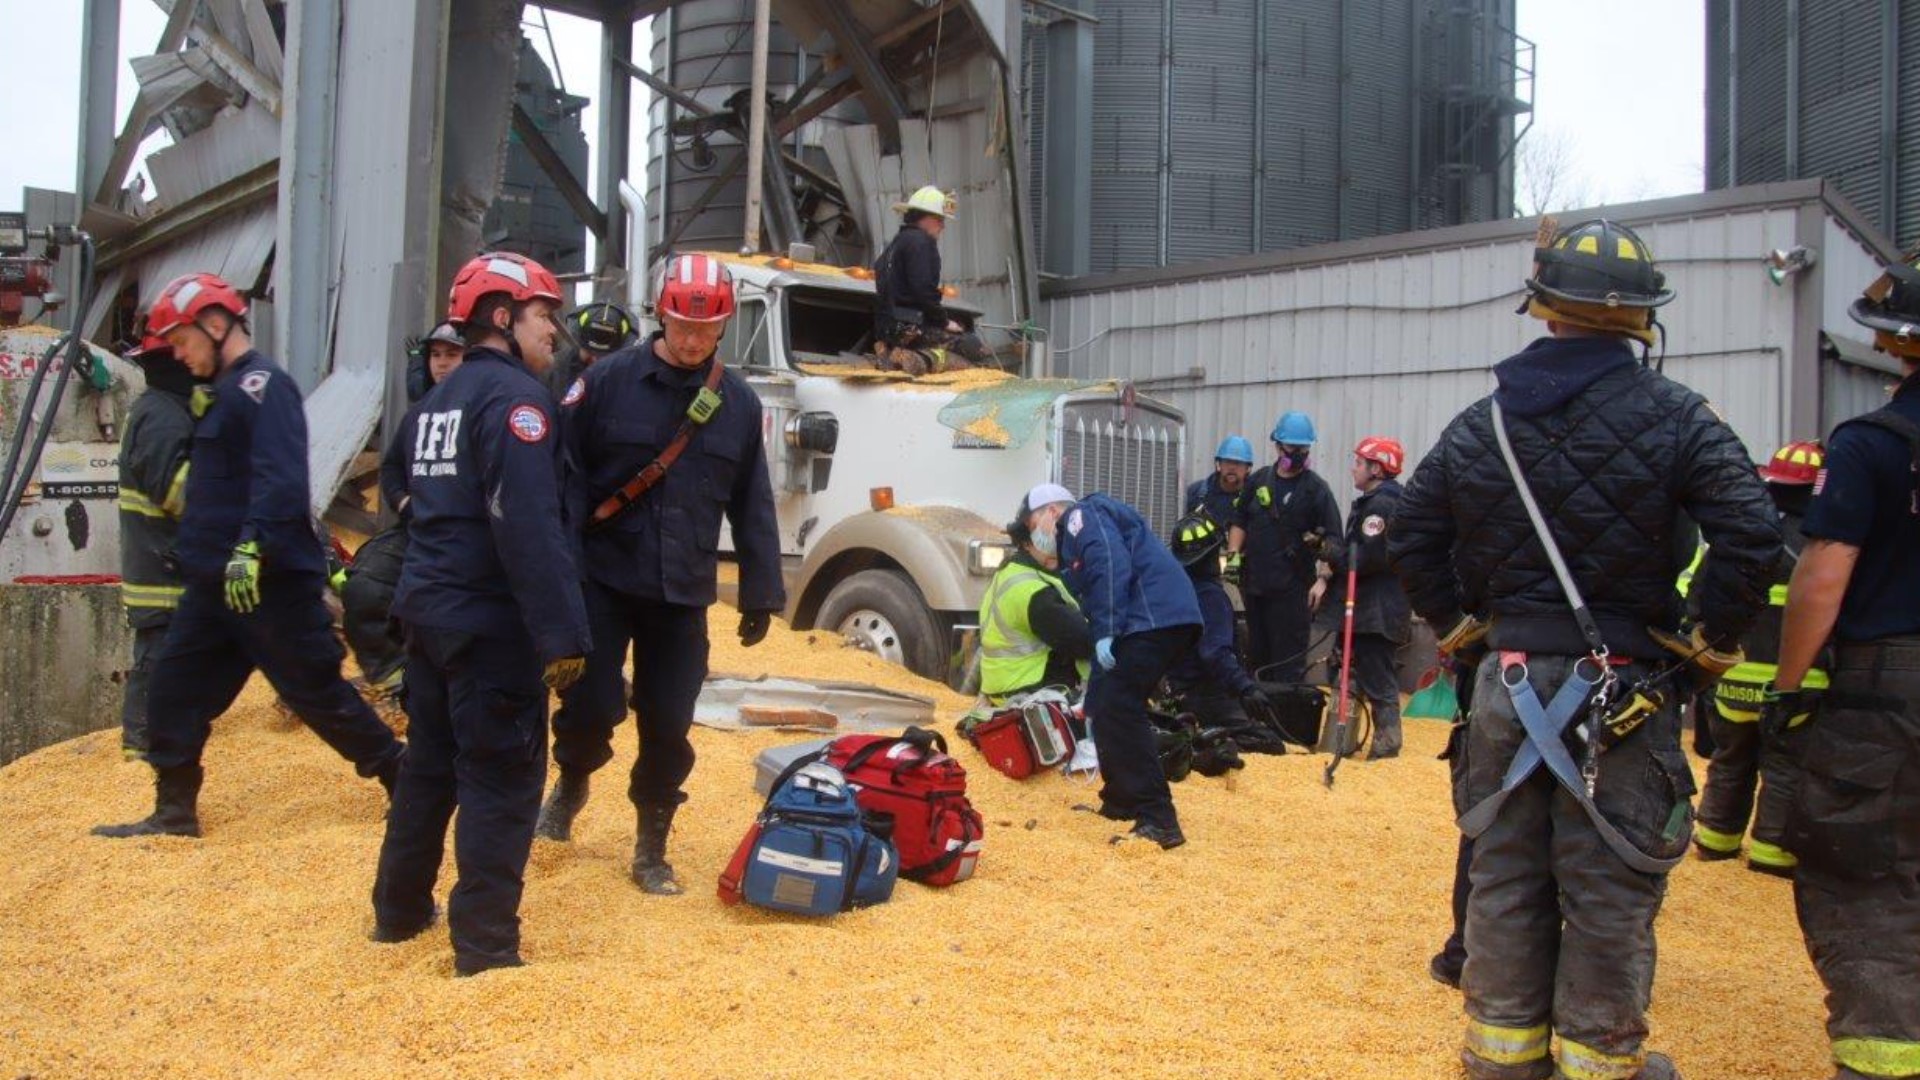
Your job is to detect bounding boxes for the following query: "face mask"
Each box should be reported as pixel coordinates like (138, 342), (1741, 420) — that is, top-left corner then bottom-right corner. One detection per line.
(1278, 448), (1310, 472)
(1031, 517), (1059, 558)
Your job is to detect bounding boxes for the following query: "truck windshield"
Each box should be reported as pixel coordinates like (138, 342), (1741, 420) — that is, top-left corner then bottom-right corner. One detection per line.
(786, 285), (874, 363)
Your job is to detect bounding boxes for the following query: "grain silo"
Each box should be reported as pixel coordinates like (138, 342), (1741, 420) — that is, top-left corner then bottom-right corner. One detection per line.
(1021, 0), (1533, 275)
(1706, 0), (1919, 247)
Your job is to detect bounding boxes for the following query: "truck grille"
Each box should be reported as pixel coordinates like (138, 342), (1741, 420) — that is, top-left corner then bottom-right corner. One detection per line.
(1054, 398), (1186, 540)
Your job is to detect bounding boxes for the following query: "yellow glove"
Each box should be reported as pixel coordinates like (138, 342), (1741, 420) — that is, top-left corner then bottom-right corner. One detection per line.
(543, 656), (587, 692)
(223, 541), (262, 613)
(1436, 616), (1489, 658)
(1649, 625), (1744, 680)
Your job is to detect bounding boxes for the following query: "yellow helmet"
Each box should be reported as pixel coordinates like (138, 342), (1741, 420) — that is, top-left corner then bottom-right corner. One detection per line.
(892, 185), (956, 220)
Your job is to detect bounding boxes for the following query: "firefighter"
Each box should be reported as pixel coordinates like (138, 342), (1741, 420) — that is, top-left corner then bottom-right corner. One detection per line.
(979, 499), (1093, 705)
(339, 323), (468, 701)
(1389, 218), (1779, 1080)
(1187, 435), (1254, 524)
(114, 326), (195, 759)
(547, 300), (638, 399)
(94, 273), (407, 839)
(1165, 507), (1271, 744)
(1341, 436), (1413, 760)
(1226, 411), (1345, 683)
(536, 253), (786, 896)
(1689, 440), (1828, 876)
(871, 185), (989, 374)
(1772, 251), (1920, 1080)
(1027, 484), (1202, 848)
(370, 251), (590, 976)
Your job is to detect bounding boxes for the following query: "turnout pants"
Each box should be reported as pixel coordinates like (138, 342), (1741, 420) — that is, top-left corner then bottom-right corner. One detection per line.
(550, 581), (708, 808)
(1456, 654), (1695, 1080)
(1089, 626), (1199, 831)
(339, 527), (409, 688)
(1244, 588), (1311, 683)
(146, 574), (402, 775)
(373, 627), (547, 973)
(120, 621), (170, 756)
(1793, 639), (1920, 1080)
(1352, 633), (1403, 756)
(1694, 708), (1803, 870)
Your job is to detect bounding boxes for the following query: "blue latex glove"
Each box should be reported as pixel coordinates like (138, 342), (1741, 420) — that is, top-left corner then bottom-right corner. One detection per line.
(1095, 637), (1116, 671)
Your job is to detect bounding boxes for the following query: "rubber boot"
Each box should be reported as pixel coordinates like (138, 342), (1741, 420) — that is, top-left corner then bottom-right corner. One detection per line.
(630, 802), (684, 895)
(92, 764), (203, 838)
(534, 770), (591, 842)
(1551, 1051), (1680, 1080)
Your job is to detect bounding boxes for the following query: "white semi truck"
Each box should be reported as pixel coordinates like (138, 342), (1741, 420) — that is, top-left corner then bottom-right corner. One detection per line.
(640, 252), (1187, 686)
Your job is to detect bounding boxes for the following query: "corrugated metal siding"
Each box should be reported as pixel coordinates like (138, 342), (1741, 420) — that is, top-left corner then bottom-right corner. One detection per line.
(1899, 0), (1920, 246)
(1797, 3), (1884, 228)
(1042, 195), (1883, 499)
(1089, 0), (1166, 273)
(1263, 2), (1341, 252)
(1706, 0), (1730, 188)
(1343, 0), (1414, 238)
(1165, 0), (1258, 264)
(1822, 355), (1902, 434)
(1736, 0), (1790, 184)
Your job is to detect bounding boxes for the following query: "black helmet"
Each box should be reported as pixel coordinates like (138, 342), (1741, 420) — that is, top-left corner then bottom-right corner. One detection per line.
(569, 301), (638, 355)
(1525, 219), (1674, 310)
(1848, 250), (1920, 347)
(1169, 509), (1225, 567)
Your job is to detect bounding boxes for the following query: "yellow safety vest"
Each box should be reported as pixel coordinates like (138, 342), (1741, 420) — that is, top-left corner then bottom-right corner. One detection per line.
(979, 562), (1088, 701)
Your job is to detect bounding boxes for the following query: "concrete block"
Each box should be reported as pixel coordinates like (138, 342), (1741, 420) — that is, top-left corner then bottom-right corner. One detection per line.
(0, 583), (129, 766)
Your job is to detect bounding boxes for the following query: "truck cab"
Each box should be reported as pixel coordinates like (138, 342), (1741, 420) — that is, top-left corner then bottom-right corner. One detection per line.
(638, 251), (1186, 687)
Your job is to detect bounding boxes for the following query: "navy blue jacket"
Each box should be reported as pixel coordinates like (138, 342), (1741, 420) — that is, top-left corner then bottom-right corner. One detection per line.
(563, 334), (786, 612)
(1804, 370), (1920, 642)
(1052, 494), (1202, 642)
(391, 348), (591, 664)
(173, 350), (323, 582)
(1171, 576), (1257, 697)
(1231, 465), (1345, 597)
(1185, 473), (1244, 527)
(1338, 478), (1413, 641)
(874, 225), (946, 334)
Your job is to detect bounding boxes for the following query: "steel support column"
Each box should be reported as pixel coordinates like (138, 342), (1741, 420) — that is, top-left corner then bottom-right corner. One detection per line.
(808, 0), (910, 154)
(1042, 12), (1092, 277)
(512, 102), (609, 238)
(276, 0), (340, 391)
(1784, 0), (1800, 176)
(1881, 0), (1900, 242)
(598, 15), (633, 274)
(76, 0), (121, 203)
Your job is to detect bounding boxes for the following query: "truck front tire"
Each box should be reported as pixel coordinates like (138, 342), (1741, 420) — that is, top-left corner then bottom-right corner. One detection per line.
(815, 569), (947, 681)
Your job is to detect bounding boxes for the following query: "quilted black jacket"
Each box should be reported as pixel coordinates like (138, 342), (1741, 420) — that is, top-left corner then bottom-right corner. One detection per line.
(1388, 336), (1780, 659)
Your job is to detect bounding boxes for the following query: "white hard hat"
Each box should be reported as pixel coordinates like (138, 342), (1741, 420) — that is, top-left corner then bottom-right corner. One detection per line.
(892, 185), (956, 220)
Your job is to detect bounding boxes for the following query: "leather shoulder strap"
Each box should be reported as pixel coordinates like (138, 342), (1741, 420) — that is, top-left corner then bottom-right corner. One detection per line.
(588, 357), (726, 529)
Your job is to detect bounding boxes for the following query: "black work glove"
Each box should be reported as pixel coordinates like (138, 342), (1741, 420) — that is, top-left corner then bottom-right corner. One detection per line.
(1760, 683), (1820, 741)
(738, 610), (773, 648)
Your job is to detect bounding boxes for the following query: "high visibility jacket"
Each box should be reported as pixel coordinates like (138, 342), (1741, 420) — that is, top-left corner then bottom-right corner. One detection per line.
(117, 384), (193, 626)
(979, 558), (1089, 701)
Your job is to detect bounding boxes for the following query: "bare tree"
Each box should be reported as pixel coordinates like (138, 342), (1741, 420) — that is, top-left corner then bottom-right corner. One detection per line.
(1516, 128), (1595, 218)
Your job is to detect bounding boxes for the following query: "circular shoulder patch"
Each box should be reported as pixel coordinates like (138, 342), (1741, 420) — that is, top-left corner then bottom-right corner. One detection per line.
(1362, 514), (1387, 537)
(238, 370), (271, 402)
(561, 378), (585, 407)
(508, 404), (550, 444)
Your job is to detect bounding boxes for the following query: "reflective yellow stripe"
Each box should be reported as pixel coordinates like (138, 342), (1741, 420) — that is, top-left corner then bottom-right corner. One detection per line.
(1557, 1036), (1643, 1080)
(162, 461), (189, 517)
(1769, 582), (1790, 606)
(1834, 1036), (1920, 1076)
(1694, 823), (1744, 853)
(1464, 1019), (1550, 1067)
(121, 583), (184, 609)
(1748, 839), (1797, 869)
(118, 489), (168, 518)
(1676, 543), (1705, 597)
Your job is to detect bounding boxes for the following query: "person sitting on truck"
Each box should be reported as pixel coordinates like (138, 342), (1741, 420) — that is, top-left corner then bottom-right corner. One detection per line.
(979, 500), (1094, 705)
(872, 185), (990, 375)
(1026, 483), (1202, 849)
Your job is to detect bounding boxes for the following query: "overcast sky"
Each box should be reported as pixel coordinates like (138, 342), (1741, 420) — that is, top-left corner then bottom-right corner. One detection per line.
(0, 1), (1707, 230)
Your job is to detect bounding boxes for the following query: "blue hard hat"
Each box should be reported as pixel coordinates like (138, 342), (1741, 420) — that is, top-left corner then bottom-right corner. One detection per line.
(1271, 411), (1317, 446)
(1214, 435), (1255, 464)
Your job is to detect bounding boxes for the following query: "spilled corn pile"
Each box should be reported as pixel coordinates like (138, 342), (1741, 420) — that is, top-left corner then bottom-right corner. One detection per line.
(1, 605), (1831, 1078)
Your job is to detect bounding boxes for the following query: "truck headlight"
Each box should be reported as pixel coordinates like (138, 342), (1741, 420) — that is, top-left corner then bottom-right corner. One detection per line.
(967, 539), (1010, 576)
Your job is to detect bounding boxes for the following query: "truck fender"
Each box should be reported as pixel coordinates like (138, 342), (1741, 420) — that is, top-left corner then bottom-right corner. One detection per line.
(789, 507), (1001, 626)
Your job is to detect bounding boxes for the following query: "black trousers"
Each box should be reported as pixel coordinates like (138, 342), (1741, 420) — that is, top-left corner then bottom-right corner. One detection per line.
(146, 575), (401, 774)
(1351, 632), (1403, 754)
(1089, 625), (1198, 831)
(1244, 589), (1311, 683)
(1794, 641), (1920, 1080)
(550, 582), (709, 808)
(120, 621), (170, 756)
(373, 627), (547, 972)
(339, 527), (408, 687)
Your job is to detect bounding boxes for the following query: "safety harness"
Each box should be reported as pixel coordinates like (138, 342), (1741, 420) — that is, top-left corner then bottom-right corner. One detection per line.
(588, 355), (725, 529)
(1456, 402), (1685, 875)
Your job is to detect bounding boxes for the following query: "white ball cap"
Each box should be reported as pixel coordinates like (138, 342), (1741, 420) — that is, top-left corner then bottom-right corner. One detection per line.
(1025, 483), (1076, 511)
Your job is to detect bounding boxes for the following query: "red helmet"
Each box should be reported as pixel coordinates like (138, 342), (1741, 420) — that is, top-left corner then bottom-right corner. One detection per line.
(1354, 436), (1406, 478)
(1760, 440), (1824, 486)
(656, 253), (736, 324)
(447, 251), (563, 325)
(146, 273), (248, 339)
